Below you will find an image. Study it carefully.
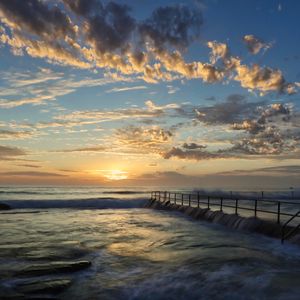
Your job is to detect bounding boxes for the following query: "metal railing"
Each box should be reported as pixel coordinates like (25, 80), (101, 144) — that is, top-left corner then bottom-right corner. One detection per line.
(151, 191), (300, 240)
(281, 211), (300, 243)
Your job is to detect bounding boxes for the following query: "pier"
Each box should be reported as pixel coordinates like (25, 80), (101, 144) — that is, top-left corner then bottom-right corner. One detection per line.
(149, 191), (300, 244)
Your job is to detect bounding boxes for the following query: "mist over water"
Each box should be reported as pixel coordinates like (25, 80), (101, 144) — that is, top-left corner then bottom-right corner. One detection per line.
(1, 187), (300, 299)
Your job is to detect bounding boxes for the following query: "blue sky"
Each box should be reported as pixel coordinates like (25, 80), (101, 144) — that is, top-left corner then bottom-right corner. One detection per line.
(0, 0), (299, 188)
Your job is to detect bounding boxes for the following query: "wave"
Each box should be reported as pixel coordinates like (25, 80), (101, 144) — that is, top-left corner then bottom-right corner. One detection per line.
(0, 197), (148, 210)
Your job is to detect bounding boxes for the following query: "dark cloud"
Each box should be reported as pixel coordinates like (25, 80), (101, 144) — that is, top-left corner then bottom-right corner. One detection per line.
(232, 103), (291, 134)
(17, 164), (41, 168)
(84, 2), (136, 54)
(0, 0), (75, 39)
(162, 147), (219, 160)
(139, 5), (203, 49)
(182, 142), (207, 150)
(195, 94), (262, 125)
(63, 0), (101, 17)
(0, 145), (27, 160)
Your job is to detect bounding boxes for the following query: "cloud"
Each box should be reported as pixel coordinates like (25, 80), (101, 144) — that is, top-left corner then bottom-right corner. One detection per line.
(0, 69), (134, 108)
(219, 165), (300, 176)
(0, 171), (66, 177)
(106, 86), (148, 93)
(139, 4), (203, 49)
(115, 125), (174, 154)
(0, 145), (27, 160)
(234, 62), (293, 95)
(162, 147), (219, 160)
(56, 146), (106, 153)
(0, 129), (36, 139)
(0, 0), (75, 39)
(38, 100), (178, 128)
(158, 99), (299, 161)
(195, 94), (262, 125)
(17, 164), (41, 168)
(182, 142), (207, 150)
(243, 35), (272, 54)
(0, 1), (295, 95)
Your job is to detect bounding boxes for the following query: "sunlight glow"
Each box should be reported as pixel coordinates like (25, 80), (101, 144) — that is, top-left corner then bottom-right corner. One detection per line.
(97, 170), (129, 181)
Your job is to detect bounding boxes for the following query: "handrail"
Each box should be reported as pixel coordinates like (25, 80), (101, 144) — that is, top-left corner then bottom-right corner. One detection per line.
(281, 210), (300, 244)
(151, 191), (300, 233)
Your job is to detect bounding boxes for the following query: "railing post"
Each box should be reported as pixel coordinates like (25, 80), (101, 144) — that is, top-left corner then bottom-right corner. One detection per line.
(174, 193), (176, 205)
(220, 197), (223, 211)
(182, 193), (184, 206)
(277, 202), (281, 224)
(235, 199), (238, 215)
(197, 192), (200, 208)
(169, 192), (171, 202)
(208, 196), (210, 209)
(159, 191), (161, 201)
(254, 199), (257, 218)
(188, 194), (191, 207)
(164, 191), (167, 202)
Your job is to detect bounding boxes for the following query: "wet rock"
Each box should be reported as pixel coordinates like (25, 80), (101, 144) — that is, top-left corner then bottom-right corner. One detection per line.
(17, 261), (91, 276)
(225, 214), (240, 228)
(0, 285), (24, 300)
(16, 278), (71, 294)
(184, 207), (195, 216)
(290, 234), (300, 245)
(203, 210), (215, 221)
(194, 208), (209, 219)
(212, 211), (225, 223)
(257, 221), (281, 237)
(0, 203), (11, 210)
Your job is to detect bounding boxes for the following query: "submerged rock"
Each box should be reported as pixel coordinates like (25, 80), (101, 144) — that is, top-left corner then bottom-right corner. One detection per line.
(17, 260), (91, 276)
(16, 278), (71, 294)
(0, 203), (11, 210)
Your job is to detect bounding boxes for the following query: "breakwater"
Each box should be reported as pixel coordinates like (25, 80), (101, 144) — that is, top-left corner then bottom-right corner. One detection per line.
(146, 193), (300, 245)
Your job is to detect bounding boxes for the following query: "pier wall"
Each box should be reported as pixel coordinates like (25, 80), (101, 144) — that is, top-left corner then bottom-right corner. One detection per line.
(145, 198), (300, 245)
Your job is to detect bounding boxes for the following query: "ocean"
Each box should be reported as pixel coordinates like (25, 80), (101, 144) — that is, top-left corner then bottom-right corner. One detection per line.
(0, 186), (300, 299)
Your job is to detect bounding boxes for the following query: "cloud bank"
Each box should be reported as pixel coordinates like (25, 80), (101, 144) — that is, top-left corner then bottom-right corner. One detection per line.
(0, 0), (297, 95)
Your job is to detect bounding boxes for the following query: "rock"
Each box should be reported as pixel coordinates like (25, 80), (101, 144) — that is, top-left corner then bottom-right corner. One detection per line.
(0, 203), (11, 210)
(17, 261), (91, 276)
(212, 211), (225, 223)
(184, 207), (195, 216)
(290, 233), (300, 245)
(17, 278), (71, 294)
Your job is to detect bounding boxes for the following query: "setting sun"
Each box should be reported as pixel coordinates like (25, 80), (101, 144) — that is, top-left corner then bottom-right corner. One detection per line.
(99, 170), (129, 181)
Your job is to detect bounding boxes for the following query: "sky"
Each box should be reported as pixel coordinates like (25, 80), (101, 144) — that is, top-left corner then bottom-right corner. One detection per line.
(0, 0), (299, 188)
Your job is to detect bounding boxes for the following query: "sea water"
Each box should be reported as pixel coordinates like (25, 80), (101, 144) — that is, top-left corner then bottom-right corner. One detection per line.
(0, 187), (300, 299)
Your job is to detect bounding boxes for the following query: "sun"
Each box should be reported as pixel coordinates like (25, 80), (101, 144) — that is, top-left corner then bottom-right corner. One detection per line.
(99, 170), (128, 181)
